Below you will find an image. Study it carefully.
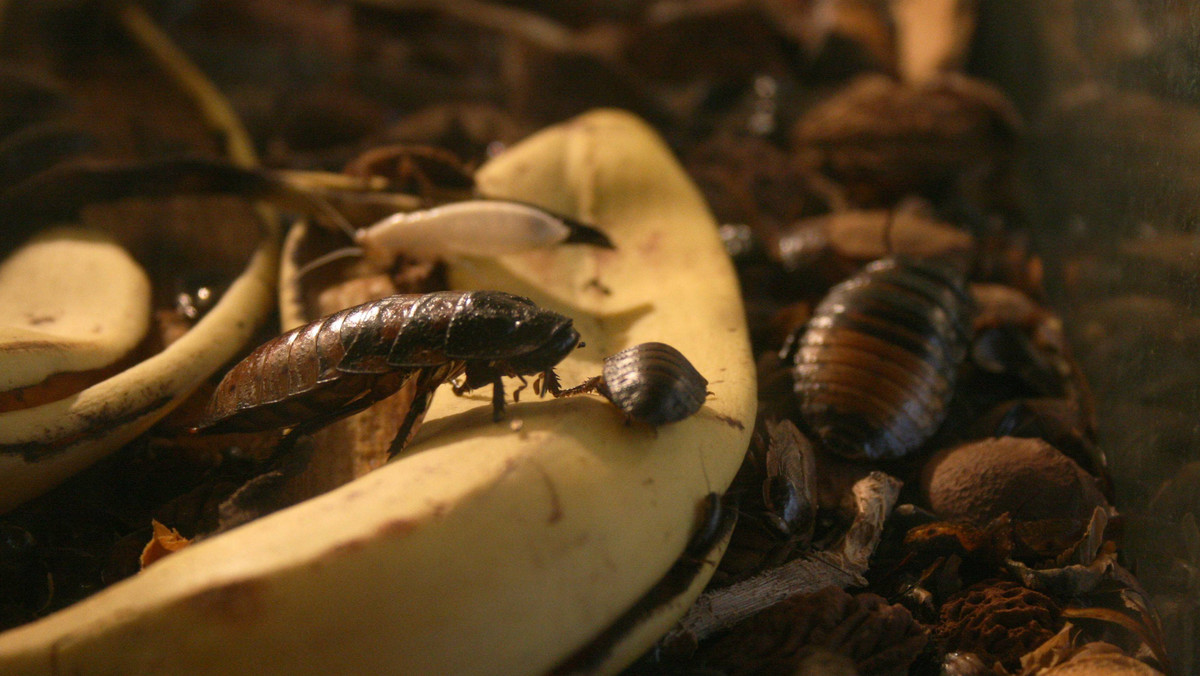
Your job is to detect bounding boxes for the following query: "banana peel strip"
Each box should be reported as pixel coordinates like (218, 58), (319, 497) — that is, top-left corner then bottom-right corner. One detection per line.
(0, 3), (279, 514)
(0, 110), (755, 675)
(0, 241), (276, 513)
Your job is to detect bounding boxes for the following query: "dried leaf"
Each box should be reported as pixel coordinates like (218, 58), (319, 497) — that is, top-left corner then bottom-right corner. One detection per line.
(1061, 607), (1170, 672)
(761, 418), (817, 541)
(139, 520), (192, 570)
(1006, 550), (1117, 598)
(659, 471), (902, 652)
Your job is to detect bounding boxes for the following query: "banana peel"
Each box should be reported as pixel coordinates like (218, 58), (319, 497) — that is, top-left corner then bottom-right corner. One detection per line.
(0, 109), (755, 675)
(0, 225), (276, 514)
(0, 226), (151, 393)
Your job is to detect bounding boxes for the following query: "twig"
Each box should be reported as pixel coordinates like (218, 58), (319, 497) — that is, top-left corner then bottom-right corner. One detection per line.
(350, 0), (578, 53)
(117, 3), (258, 168)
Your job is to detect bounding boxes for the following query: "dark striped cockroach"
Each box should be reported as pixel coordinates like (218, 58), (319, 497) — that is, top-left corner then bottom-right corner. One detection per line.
(191, 290), (581, 456)
(782, 256), (973, 460)
(554, 342), (709, 426)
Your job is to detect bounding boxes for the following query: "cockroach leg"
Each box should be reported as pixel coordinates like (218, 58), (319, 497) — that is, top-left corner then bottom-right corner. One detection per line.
(511, 374), (529, 403)
(540, 369), (563, 396)
(491, 375), (507, 422)
(552, 375), (604, 398)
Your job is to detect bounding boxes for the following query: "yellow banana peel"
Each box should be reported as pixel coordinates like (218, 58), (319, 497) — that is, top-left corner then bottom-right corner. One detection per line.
(0, 109), (754, 675)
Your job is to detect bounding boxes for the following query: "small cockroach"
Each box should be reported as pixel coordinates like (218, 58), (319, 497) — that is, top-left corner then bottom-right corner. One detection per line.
(783, 256), (973, 460)
(554, 342), (709, 426)
(299, 199), (615, 276)
(191, 290), (581, 457)
(759, 419), (817, 542)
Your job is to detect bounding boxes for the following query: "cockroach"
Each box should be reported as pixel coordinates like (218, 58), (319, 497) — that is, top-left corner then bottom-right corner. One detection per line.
(191, 290), (581, 457)
(553, 342), (709, 426)
(759, 419), (817, 542)
(782, 256), (973, 460)
(297, 199), (615, 276)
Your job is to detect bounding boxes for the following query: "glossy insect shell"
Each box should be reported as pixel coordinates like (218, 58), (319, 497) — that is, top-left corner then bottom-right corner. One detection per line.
(601, 342), (708, 426)
(790, 257), (973, 460)
(195, 290), (579, 435)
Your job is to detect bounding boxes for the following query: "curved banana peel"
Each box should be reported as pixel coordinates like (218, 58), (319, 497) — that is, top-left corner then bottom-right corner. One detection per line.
(0, 229), (277, 514)
(0, 109), (755, 675)
(0, 226), (152, 392)
(0, 1), (280, 515)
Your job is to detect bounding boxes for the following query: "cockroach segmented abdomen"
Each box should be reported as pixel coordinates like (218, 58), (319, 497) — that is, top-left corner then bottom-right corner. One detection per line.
(789, 257), (973, 460)
(191, 290), (581, 459)
(194, 295), (433, 435)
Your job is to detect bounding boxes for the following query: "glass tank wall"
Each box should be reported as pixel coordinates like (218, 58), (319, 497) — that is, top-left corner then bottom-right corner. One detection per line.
(974, 2), (1200, 671)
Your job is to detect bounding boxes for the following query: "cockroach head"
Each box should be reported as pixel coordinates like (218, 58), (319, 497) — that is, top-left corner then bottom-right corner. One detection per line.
(506, 319), (580, 376)
(447, 291), (580, 373)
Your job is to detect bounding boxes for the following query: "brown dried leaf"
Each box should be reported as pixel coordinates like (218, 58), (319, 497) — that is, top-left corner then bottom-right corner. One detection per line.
(139, 520), (192, 570)
(661, 471), (901, 652)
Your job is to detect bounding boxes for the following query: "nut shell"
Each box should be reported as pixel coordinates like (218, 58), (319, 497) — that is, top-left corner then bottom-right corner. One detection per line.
(936, 579), (1062, 672)
(921, 436), (1108, 525)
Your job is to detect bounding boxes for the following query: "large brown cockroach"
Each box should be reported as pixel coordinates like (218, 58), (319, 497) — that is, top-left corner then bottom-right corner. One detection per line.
(191, 290), (581, 457)
(782, 256), (973, 460)
(554, 342), (709, 426)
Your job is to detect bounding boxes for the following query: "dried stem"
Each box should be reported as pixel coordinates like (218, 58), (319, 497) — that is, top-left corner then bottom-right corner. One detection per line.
(350, 0), (579, 53)
(117, 3), (258, 168)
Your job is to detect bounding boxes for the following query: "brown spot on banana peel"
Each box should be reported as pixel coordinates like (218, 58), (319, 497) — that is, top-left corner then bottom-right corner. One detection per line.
(0, 394), (175, 462)
(706, 412), (746, 431)
(532, 460), (565, 524)
(329, 518), (426, 557)
(187, 580), (266, 623)
(374, 518), (424, 539)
